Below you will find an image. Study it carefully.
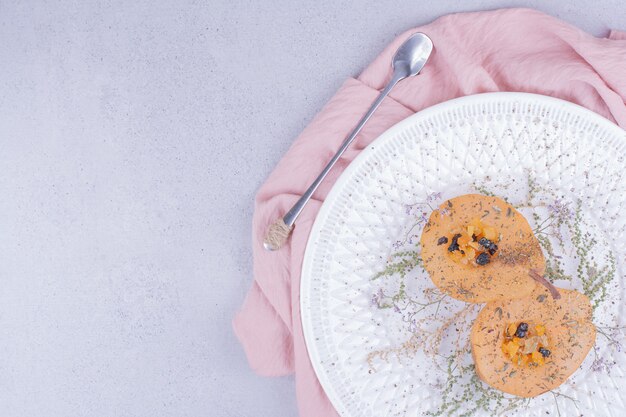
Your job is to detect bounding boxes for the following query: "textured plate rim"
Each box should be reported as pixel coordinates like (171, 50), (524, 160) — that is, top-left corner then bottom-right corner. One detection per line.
(300, 91), (626, 417)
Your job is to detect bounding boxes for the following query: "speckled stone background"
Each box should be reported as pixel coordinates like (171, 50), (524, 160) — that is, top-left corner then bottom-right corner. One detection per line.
(0, 1), (623, 416)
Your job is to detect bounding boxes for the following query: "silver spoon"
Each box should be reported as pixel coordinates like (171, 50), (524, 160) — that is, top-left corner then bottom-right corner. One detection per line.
(263, 33), (434, 251)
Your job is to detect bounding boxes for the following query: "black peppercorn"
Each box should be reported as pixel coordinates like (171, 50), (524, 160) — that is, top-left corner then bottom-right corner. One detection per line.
(478, 237), (491, 247)
(478, 237), (498, 255)
(515, 322), (529, 338)
(476, 252), (490, 265)
(447, 234), (462, 252)
(538, 347), (551, 357)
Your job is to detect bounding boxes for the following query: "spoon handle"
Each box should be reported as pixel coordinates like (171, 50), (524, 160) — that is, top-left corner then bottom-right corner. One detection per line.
(282, 71), (405, 228)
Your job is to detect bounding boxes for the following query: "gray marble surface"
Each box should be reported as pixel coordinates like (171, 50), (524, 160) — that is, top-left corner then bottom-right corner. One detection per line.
(0, 1), (623, 416)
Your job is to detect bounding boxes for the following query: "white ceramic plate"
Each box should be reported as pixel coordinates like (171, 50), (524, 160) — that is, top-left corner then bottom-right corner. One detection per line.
(301, 93), (626, 417)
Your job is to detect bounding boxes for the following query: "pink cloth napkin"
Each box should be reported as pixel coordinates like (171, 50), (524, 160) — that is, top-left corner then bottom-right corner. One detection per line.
(234, 8), (626, 417)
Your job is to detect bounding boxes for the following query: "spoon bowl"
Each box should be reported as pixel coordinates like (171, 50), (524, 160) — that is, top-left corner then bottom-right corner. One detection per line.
(392, 32), (434, 79)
